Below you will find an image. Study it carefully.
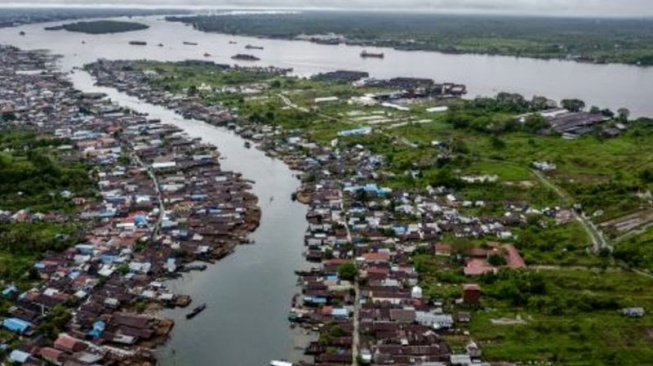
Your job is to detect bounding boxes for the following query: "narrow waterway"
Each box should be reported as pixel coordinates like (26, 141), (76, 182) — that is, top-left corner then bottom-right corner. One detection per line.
(69, 71), (310, 365)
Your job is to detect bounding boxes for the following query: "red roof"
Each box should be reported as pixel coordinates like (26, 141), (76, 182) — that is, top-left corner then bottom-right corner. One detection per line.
(40, 347), (63, 363)
(54, 334), (81, 352)
(504, 244), (526, 268)
(463, 283), (481, 291)
(361, 252), (391, 262)
(435, 243), (452, 254)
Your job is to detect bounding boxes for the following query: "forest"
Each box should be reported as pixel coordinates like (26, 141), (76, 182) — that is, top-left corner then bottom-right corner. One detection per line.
(167, 12), (653, 66)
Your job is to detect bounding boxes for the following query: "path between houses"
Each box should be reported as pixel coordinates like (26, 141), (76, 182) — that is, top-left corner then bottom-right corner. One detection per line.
(132, 152), (166, 241)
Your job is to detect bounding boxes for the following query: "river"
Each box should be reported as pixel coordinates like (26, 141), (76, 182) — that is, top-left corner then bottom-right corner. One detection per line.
(0, 15), (651, 366)
(1, 16), (653, 117)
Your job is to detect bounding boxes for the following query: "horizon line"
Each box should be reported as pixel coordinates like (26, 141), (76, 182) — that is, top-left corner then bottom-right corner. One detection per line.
(1, 3), (653, 20)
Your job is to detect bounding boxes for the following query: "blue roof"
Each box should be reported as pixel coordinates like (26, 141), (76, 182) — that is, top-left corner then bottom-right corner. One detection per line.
(332, 308), (349, 318)
(2, 285), (17, 296)
(3, 318), (31, 334)
(9, 349), (30, 363)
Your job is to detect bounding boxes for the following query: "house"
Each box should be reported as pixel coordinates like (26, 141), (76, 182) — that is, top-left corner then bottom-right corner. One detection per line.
(2, 317), (32, 335)
(465, 340), (482, 357)
(54, 334), (87, 353)
(462, 284), (481, 305)
(415, 311), (454, 329)
(622, 307), (645, 318)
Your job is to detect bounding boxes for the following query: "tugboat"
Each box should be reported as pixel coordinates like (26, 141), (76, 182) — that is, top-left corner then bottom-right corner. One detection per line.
(231, 54), (260, 61)
(186, 303), (206, 319)
(360, 50), (384, 58)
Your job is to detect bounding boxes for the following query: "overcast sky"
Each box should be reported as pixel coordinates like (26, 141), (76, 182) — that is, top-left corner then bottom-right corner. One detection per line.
(2, 0), (653, 18)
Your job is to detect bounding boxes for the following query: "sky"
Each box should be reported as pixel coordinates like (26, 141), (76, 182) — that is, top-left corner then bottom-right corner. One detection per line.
(1, 0), (652, 18)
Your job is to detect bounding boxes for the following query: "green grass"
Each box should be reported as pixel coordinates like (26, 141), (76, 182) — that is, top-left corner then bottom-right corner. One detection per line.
(465, 269), (653, 365)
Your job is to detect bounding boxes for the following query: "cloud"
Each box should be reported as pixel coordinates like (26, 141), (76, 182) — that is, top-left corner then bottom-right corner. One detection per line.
(2, 0), (652, 17)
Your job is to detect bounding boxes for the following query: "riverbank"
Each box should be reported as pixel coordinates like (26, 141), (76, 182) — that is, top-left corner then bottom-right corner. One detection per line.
(0, 45), (260, 365)
(166, 12), (653, 67)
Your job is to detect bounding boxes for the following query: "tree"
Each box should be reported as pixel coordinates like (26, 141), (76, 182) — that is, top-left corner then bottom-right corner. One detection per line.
(531, 95), (550, 111)
(561, 99), (586, 112)
(617, 108), (630, 122)
(488, 253), (507, 266)
(589, 106), (601, 114)
(338, 261), (358, 281)
(524, 113), (549, 133)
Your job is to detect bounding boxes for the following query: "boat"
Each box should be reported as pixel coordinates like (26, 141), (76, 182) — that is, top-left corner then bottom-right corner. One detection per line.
(229, 41), (237, 44)
(291, 192), (298, 201)
(232, 54), (260, 61)
(360, 50), (384, 58)
(270, 361), (293, 366)
(204, 53), (211, 57)
(186, 303), (206, 319)
(158, 43), (164, 47)
(19, 31), (25, 36)
(244, 141), (252, 148)
(129, 41), (147, 46)
(245, 44), (264, 50)
(183, 41), (198, 46)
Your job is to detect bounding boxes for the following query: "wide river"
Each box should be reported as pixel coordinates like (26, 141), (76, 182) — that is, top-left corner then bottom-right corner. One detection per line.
(1, 15), (653, 365)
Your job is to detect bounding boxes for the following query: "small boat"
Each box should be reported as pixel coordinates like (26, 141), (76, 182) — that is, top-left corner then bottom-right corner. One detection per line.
(19, 31), (25, 36)
(244, 141), (252, 149)
(81, 41), (85, 44)
(291, 192), (297, 201)
(204, 52), (211, 57)
(232, 54), (260, 61)
(129, 41), (147, 46)
(158, 43), (164, 47)
(186, 303), (206, 319)
(183, 41), (198, 46)
(270, 361), (293, 366)
(360, 50), (384, 58)
(245, 44), (264, 50)
(229, 41), (237, 44)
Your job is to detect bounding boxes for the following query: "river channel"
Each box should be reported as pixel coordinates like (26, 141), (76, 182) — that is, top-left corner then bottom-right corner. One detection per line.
(1, 14), (653, 365)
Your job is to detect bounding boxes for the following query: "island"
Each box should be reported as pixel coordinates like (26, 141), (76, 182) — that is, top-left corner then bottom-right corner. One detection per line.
(45, 20), (149, 34)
